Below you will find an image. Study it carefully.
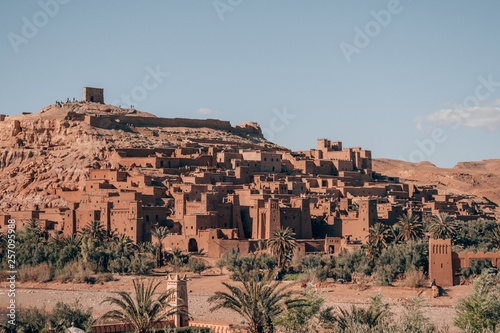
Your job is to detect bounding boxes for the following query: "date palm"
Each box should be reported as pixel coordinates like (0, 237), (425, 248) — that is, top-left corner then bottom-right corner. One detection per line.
(23, 218), (44, 241)
(50, 234), (82, 249)
(209, 272), (305, 333)
(170, 247), (184, 269)
(367, 223), (392, 256)
(114, 234), (135, 254)
(99, 279), (182, 333)
(429, 213), (457, 239)
(268, 227), (297, 271)
(151, 226), (169, 268)
(396, 212), (424, 242)
(325, 304), (388, 330)
(80, 220), (105, 241)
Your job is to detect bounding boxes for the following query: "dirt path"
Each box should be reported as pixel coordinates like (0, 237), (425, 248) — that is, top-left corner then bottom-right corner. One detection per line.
(0, 274), (469, 331)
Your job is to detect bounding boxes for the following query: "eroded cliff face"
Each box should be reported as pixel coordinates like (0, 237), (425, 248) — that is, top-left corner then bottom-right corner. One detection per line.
(0, 102), (273, 212)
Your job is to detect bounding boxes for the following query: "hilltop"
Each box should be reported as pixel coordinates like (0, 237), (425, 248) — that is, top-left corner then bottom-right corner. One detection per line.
(0, 100), (498, 222)
(0, 101), (279, 212)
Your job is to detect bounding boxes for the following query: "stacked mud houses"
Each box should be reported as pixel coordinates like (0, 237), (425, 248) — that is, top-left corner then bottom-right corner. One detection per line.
(0, 88), (495, 259)
(2, 137), (494, 257)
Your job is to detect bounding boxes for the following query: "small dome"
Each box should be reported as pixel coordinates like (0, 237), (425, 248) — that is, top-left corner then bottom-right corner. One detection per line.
(64, 324), (85, 333)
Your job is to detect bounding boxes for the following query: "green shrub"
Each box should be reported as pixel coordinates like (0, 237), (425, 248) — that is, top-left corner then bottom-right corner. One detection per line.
(283, 273), (299, 281)
(276, 288), (325, 332)
(375, 240), (428, 284)
(333, 249), (374, 280)
(459, 259), (494, 279)
(109, 256), (131, 274)
(1, 306), (48, 332)
(50, 300), (93, 329)
(455, 273), (500, 331)
(129, 253), (155, 275)
(188, 257), (206, 275)
(398, 296), (439, 333)
(453, 219), (499, 251)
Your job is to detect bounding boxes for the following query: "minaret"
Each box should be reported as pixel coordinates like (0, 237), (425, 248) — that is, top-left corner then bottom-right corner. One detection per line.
(167, 274), (189, 327)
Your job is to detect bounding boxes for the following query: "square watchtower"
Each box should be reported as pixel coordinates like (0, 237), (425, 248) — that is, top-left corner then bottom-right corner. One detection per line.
(83, 87), (104, 103)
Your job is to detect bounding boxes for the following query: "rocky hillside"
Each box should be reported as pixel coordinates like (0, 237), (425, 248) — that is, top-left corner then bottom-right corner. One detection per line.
(0, 102), (279, 212)
(373, 158), (500, 218)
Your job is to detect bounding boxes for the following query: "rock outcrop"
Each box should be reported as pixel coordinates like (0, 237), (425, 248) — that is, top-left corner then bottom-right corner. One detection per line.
(0, 102), (278, 212)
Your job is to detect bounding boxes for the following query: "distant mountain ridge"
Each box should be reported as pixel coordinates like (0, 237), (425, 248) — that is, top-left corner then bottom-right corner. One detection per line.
(373, 158), (500, 218)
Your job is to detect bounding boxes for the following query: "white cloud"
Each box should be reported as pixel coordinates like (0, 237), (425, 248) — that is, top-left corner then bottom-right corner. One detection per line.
(196, 108), (219, 115)
(424, 106), (500, 131)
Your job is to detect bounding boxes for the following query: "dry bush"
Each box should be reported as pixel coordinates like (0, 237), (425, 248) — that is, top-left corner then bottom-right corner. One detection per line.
(53, 261), (80, 283)
(296, 269), (318, 284)
(350, 272), (373, 291)
(96, 272), (114, 283)
(401, 270), (428, 288)
(18, 264), (53, 282)
(290, 252), (304, 272)
(53, 270), (73, 283)
(73, 269), (95, 284)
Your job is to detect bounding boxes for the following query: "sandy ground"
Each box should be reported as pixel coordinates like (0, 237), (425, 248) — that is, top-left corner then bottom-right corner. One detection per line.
(0, 271), (470, 332)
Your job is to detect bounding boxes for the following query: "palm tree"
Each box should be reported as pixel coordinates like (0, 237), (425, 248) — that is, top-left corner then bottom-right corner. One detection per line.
(49, 234), (82, 250)
(99, 279), (182, 333)
(367, 223), (392, 256)
(268, 227), (297, 271)
(429, 213), (457, 239)
(80, 221), (105, 241)
(114, 234), (135, 253)
(325, 304), (388, 331)
(151, 226), (169, 268)
(26, 218), (41, 230)
(396, 212), (424, 242)
(209, 272), (305, 333)
(104, 228), (118, 241)
(170, 247), (184, 269)
(23, 218), (43, 241)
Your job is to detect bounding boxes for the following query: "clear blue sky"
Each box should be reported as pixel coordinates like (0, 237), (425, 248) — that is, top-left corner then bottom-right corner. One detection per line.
(1, 1), (499, 167)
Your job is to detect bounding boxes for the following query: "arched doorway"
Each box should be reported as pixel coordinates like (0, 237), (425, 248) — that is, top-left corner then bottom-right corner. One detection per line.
(188, 238), (198, 252)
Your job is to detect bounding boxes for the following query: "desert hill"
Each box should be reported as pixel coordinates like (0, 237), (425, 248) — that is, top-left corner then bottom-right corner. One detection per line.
(0, 102), (280, 212)
(1, 101), (498, 220)
(373, 158), (500, 218)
